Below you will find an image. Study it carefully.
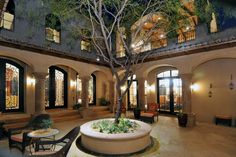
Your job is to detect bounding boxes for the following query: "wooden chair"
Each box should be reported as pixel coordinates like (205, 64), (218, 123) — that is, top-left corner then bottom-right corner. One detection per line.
(146, 103), (159, 117)
(8, 114), (51, 153)
(28, 126), (80, 157)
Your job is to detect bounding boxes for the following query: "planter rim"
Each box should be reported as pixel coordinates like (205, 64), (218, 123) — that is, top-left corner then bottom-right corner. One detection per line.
(80, 118), (152, 140)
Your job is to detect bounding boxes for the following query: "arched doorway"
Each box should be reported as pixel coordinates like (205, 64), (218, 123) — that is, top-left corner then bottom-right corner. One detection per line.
(45, 66), (68, 109)
(0, 58), (24, 112)
(127, 75), (138, 110)
(157, 70), (182, 114)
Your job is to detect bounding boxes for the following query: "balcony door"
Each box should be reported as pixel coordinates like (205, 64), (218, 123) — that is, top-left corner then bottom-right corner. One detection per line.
(157, 70), (182, 114)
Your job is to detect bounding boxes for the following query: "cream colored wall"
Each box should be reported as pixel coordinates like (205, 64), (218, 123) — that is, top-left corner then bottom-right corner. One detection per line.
(192, 58), (236, 123)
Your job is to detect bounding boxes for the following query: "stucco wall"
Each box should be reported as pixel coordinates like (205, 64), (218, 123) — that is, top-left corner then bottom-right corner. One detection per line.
(192, 58), (236, 123)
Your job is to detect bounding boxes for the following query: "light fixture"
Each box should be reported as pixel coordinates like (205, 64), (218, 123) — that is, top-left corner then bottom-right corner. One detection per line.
(27, 76), (36, 86)
(208, 83), (213, 98)
(186, 26), (190, 30)
(96, 56), (100, 61)
(70, 80), (76, 88)
(190, 83), (200, 91)
(229, 74), (234, 90)
(158, 17), (161, 20)
(160, 34), (164, 38)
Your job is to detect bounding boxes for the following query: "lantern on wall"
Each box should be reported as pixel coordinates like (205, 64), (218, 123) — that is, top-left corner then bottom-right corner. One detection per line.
(229, 74), (234, 90)
(208, 83), (213, 98)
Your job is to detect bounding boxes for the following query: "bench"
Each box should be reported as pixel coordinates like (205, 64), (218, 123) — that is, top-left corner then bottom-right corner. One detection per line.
(215, 115), (232, 127)
(140, 113), (154, 123)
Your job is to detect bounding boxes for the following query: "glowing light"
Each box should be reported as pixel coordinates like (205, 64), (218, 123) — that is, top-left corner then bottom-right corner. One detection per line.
(160, 34), (164, 38)
(186, 26), (190, 30)
(70, 80), (76, 87)
(27, 77), (35, 86)
(190, 84), (200, 91)
(96, 57), (100, 61)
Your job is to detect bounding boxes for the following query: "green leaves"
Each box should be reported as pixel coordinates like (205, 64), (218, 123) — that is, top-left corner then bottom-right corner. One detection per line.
(91, 118), (139, 134)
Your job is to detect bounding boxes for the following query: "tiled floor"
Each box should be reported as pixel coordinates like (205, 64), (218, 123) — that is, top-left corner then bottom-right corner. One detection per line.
(0, 114), (236, 157)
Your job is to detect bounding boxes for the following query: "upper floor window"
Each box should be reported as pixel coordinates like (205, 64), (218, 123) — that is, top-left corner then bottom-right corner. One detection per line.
(80, 29), (91, 52)
(45, 14), (61, 43)
(0, 0), (15, 30)
(81, 39), (91, 52)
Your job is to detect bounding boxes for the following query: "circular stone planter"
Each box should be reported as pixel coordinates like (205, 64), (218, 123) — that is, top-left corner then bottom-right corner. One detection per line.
(80, 118), (152, 155)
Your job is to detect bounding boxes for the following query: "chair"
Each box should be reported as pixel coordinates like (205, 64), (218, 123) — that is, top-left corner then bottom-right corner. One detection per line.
(8, 114), (52, 153)
(28, 126), (80, 157)
(146, 103), (159, 117)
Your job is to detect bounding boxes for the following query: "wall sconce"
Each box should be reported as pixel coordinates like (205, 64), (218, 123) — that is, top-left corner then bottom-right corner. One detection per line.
(27, 76), (36, 86)
(229, 74), (234, 90)
(190, 83), (200, 92)
(70, 80), (76, 88)
(208, 83), (213, 98)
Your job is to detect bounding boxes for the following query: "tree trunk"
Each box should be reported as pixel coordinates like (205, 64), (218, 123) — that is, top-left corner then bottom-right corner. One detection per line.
(114, 87), (122, 124)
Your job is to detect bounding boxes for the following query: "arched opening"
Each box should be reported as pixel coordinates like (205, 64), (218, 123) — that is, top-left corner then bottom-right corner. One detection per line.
(76, 73), (82, 104)
(0, 0), (15, 30)
(45, 14), (61, 43)
(45, 66), (68, 109)
(0, 58), (24, 112)
(157, 69), (182, 114)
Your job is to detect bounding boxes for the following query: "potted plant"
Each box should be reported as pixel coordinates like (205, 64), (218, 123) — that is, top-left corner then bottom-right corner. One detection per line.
(99, 97), (110, 106)
(177, 111), (188, 127)
(133, 105), (141, 119)
(39, 119), (53, 129)
(73, 103), (82, 110)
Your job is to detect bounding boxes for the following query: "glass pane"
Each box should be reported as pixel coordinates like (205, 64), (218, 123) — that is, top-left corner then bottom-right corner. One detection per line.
(88, 76), (94, 104)
(5, 63), (19, 110)
(129, 81), (138, 108)
(163, 71), (171, 77)
(159, 79), (170, 112)
(76, 75), (82, 104)
(171, 70), (179, 77)
(45, 74), (49, 107)
(157, 72), (164, 78)
(173, 78), (182, 112)
(55, 69), (64, 106)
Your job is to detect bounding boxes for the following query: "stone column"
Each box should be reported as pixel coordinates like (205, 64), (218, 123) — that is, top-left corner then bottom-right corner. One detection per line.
(180, 74), (192, 113)
(137, 77), (145, 109)
(109, 81), (115, 112)
(180, 73), (196, 127)
(34, 72), (48, 114)
(81, 76), (90, 108)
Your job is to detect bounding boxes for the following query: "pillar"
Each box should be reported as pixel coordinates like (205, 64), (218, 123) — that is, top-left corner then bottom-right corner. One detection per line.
(180, 73), (192, 113)
(34, 72), (48, 114)
(81, 75), (90, 108)
(180, 73), (196, 127)
(137, 77), (145, 109)
(109, 80), (115, 112)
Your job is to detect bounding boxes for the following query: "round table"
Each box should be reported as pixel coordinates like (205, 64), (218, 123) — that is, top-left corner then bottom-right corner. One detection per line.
(28, 128), (59, 153)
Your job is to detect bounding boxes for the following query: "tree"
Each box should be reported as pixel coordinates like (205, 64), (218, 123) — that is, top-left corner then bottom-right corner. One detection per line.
(43, 0), (190, 123)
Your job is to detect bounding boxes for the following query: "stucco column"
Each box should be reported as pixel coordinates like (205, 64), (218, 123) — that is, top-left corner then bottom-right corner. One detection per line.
(34, 72), (48, 114)
(137, 77), (145, 109)
(109, 80), (115, 112)
(81, 76), (90, 108)
(180, 73), (192, 113)
(180, 73), (196, 127)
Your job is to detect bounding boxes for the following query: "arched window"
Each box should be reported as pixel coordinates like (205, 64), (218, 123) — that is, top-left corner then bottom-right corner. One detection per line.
(88, 74), (96, 105)
(76, 74), (82, 104)
(45, 14), (61, 43)
(0, 0), (15, 30)
(157, 70), (182, 114)
(127, 74), (138, 110)
(0, 58), (24, 112)
(45, 66), (67, 108)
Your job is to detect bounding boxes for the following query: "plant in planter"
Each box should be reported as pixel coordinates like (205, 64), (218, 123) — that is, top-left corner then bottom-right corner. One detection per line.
(133, 105), (141, 120)
(73, 103), (82, 110)
(177, 111), (188, 127)
(39, 119), (53, 129)
(99, 97), (110, 106)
